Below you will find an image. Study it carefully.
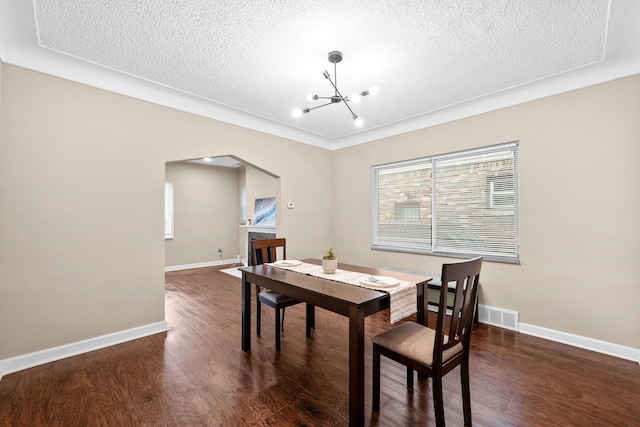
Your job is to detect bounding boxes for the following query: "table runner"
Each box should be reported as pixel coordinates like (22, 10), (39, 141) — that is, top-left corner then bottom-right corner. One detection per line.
(268, 262), (417, 323)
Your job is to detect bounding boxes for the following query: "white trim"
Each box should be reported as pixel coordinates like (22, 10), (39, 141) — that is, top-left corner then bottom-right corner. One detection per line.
(165, 259), (240, 272)
(2, 1), (639, 150)
(164, 182), (174, 239)
(246, 226), (277, 233)
(0, 321), (169, 381)
(519, 323), (640, 364)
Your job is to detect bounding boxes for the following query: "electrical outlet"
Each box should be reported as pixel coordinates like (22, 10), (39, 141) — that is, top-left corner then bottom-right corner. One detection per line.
(287, 202), (295, 209)
(218, 248), (222, 256)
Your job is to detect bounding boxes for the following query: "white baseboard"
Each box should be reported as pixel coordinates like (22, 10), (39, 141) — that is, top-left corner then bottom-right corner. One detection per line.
(519, 323), (640, 364)
(0, 321), (169, 381)
(165, 259), (241, 272)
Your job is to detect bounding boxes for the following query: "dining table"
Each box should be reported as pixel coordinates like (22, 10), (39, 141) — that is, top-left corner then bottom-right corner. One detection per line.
(239, 258), (431, 427)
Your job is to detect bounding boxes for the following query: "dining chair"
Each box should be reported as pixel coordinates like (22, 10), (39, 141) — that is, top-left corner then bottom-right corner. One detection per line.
(372, 257), (483, 426)
(251, 238), (310, 351)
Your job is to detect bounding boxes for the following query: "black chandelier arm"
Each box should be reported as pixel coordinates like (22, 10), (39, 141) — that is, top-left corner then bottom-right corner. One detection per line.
(324, 75), (358, 119)
(306, 101), (335, 112)
(334, 60), (338, 96)
(341, 98), (358, 119)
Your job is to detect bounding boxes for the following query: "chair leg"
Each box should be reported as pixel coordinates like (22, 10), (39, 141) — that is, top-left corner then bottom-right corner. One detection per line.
(407, 367), (414, 389)
(461, 357), (472, 426)
(372, 344), (381, 412)
(432, 376), (445, 427)
(256, 293), (262, 336)
(275, 306), (282, 351)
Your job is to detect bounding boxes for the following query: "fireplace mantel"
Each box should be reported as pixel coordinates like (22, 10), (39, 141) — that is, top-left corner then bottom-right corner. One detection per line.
(246, 226), (276, 233)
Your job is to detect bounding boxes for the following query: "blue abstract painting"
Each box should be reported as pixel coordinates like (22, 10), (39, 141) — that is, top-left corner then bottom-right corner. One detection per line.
(254, 197), (276, 226)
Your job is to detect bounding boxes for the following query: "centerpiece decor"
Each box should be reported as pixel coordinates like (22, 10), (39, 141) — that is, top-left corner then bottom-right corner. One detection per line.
(322, 245), (338, 274)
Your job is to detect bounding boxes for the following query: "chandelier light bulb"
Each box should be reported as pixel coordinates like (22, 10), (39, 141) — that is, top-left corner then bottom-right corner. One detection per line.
(350, 94), (362, 104)
(369, 86), (379, 95)
(292, 108), (303, 118)
(354, 117), (364, 127)
(307, 93), (316, 101)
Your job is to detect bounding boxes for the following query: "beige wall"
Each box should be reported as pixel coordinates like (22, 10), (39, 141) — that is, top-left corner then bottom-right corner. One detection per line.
(244, 163), (278, 226)
(333, 75), (640, 348)
(236, 164), (280, 262)
(0, 60), (638, 360)
(164, 162), (240, 267)
(0, 64), (333, 359)
(164, 160), (280, 268)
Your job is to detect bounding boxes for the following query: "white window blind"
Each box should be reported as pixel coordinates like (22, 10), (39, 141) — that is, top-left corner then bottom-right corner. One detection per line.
(372, 142), (519, 263)
(373, 160), (433, 254)
(165, 182), (173, 239)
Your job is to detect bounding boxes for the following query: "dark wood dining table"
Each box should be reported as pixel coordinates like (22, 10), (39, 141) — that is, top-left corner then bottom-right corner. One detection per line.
(239, 258), (431, 427)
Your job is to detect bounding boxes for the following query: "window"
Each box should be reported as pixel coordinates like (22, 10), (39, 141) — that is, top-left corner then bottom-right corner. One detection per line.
(372, 142), (519, 263)
(165, 182), (173, 239)
(488, 175), (515, 209)
(395, 201), (421, 221)
(240, 186), (247, 225)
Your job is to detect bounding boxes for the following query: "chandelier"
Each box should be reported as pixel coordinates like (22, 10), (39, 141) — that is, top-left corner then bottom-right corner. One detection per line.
(292, 51), (378, 127)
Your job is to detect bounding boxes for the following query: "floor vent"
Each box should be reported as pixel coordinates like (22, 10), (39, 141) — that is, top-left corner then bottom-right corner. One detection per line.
(477, 304), (519, 331)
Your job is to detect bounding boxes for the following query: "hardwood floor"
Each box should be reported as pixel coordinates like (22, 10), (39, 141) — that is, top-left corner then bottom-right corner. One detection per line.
(1, 265), (639, 426)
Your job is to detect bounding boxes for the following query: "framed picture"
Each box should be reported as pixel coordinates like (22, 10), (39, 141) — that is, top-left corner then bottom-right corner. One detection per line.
(254, 197), (276, 226)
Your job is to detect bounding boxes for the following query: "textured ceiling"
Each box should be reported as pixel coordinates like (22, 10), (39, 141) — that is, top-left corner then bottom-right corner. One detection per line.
(1, 1), (639, 149)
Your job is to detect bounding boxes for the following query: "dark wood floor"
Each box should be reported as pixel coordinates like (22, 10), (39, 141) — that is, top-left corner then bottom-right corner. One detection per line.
(1, 265), (639, 426)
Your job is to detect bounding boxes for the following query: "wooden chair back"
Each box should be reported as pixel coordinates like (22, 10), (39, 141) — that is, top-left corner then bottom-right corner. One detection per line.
(251, 238), (286, 266)
(433, 256), (482, 369)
